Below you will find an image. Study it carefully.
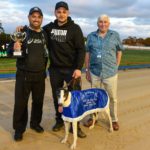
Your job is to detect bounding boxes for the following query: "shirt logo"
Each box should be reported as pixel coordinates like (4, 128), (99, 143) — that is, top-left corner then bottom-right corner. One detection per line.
(50, 29), (67, 42)
(27, 38), (42, 44)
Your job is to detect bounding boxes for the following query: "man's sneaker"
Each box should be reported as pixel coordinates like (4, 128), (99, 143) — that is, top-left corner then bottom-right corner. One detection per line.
(14, 131), (23, 141)
(77, 128), (86, 138)
(112, 122), (119, 131)
(83, 118), (98, 128)
(69, 127), (86, 138)
(30, 125), (44, 133)
(52, 122), (64, 132)
(83, 118), (94, 127)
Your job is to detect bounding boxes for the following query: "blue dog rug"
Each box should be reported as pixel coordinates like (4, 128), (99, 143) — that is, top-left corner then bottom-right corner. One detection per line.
(62, 88), (109, 122)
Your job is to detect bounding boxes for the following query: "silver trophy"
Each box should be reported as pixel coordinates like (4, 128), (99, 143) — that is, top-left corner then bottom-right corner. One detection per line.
(10, 31), (26, 57)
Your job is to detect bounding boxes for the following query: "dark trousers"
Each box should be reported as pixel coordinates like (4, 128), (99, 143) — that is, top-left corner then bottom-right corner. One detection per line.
(49, 67), (81, 123)
(13, 70), (45, 133)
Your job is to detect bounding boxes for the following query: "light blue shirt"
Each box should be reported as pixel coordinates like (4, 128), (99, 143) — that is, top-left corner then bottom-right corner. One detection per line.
(86, 29), (124, 79)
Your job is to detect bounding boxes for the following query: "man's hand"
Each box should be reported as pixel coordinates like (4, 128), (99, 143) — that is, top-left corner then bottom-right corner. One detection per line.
(86, 70), (91, 82)
(72, 69), (81, 79)
(13, 41), (22, 51)
(16, 26), (24, 32)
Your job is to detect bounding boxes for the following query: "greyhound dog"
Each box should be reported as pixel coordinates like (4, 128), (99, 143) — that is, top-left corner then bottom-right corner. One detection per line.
(58, 87), (113, 149)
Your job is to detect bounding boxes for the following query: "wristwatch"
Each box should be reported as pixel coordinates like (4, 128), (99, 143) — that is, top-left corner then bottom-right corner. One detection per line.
(85, 68), (89, 72)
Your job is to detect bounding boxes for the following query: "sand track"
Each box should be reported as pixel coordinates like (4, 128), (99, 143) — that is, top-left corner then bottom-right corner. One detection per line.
(0, 69), (150, 150)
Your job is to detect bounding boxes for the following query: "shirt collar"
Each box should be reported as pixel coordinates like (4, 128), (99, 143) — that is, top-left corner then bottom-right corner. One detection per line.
(94, 29), (113, 37)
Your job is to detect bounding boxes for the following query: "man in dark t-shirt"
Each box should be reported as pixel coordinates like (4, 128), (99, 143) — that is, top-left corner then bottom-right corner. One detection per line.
(10, 7), (48, 141)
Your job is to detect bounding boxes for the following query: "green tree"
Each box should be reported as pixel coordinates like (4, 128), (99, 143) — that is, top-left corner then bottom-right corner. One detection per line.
(143, 38), (150, 46)
(0, 33), (11, 44)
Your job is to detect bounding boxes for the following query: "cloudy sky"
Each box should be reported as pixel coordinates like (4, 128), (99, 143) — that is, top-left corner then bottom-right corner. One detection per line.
(0, 0), (150, 39)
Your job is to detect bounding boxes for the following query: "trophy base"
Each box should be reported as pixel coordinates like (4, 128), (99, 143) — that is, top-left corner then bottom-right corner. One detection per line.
(13, 51), (22, 57)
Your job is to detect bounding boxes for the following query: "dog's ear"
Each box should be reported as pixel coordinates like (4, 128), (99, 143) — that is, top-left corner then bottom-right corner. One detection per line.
(64, 89), (69, 98)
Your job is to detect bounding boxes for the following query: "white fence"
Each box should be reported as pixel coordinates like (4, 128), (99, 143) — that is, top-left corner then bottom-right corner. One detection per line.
(123, 45), (150, 50)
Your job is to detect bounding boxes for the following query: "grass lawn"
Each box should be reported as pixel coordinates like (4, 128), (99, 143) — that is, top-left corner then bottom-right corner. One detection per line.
(121, 49), (150, 66)
(0, 49), (150, 74)
(0, 58), (16, 74)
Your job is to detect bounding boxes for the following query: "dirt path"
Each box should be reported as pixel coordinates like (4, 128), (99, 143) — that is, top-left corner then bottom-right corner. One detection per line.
(0, 69), (150, 150)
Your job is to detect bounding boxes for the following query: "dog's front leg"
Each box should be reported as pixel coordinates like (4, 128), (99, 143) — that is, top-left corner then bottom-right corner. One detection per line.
(70, 121), (77, 149)
(61, 121), (70, 144)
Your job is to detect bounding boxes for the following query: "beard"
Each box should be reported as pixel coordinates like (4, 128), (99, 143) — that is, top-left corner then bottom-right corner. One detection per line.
(30, 23), (41, 30)
(57, 18), (67, 25)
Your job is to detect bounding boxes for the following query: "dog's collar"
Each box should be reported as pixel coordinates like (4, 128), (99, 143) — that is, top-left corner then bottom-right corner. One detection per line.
(58, 103), (63, 107)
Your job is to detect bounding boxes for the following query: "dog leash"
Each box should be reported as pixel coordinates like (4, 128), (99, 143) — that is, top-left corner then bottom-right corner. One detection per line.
(64, 77), (82, 90)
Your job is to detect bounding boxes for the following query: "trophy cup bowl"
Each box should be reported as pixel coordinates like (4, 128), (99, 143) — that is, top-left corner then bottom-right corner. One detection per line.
(10, 32), (26, 57)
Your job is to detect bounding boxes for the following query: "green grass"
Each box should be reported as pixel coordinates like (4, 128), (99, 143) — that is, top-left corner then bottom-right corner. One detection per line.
(0, 49), (150, 74)
(0, 58), (16, 74)
(121, 49), (150, 66)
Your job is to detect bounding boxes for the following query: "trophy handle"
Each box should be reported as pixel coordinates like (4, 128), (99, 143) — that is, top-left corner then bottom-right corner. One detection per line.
(10, 34), (16, 41)
(22, 32), (27, 41)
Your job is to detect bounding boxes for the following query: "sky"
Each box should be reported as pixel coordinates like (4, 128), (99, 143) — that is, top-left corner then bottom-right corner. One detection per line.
(0, 0), (150, 39)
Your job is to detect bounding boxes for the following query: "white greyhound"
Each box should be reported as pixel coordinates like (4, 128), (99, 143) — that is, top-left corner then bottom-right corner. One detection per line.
(58, 88), (113, 149)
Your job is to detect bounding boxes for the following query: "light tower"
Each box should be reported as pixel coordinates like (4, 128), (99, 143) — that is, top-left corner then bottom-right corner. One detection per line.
(0, 21), (7, 57)
(0, 21), (4, 34)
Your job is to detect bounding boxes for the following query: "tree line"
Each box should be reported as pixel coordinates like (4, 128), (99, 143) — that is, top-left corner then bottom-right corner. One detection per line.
(1, 33), (150, 50)
(122, 36), (150, 46)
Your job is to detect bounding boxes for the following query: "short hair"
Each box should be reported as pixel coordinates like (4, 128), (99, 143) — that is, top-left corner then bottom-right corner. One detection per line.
(97, 14), (110, 23)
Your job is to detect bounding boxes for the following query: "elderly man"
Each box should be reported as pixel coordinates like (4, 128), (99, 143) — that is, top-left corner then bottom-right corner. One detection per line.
(84, 14), (124, 131)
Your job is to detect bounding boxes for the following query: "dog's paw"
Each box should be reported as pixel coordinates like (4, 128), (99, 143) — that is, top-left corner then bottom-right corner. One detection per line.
(61, 138), (67, 144)
(109, 127), (113, 132)
(70, 143), (76, 149)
